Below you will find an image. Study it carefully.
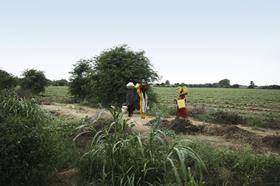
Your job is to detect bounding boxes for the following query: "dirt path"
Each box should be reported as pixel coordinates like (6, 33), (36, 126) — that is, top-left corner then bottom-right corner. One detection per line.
(41, 103), (153, 134)
(41, 103), (280, 152)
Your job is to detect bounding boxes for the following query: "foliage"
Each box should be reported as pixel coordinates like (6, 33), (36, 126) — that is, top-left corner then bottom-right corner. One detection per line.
(154, 87), (280, 129)
(0, 69), (17, 90)
(231, 84), (240, 88)
(69, 45), (159, 106)
(41, 86), (71, 103)
(179, 139), (280, 185)
(248, 80), (256, 89)
(79, 107), (205, 185)
(51, 79), (68, 86)
(218, 79), (231, 88)
(259, 85), (280, 89)
(0, 93), (55, 185)
(165, 80), (171, 86)
(0, 92), (46, 120)
(20, 69), (48, 95)
(69, 59), (93, 101)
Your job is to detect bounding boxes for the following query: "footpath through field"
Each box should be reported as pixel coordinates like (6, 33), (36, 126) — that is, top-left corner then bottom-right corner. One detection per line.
(41, 103), (280, 153)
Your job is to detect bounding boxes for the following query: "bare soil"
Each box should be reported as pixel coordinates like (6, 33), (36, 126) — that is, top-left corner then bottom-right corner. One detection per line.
(41, 103), (280, 153)
(42, 103), (280, 185)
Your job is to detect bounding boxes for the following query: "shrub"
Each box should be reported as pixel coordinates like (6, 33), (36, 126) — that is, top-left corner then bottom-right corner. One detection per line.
(20, 69), (48, 95)
(0, 69), (17, 90)
(179, 139), (280, 185)
(69, 60), (93, 102)
(0, 93), (55, 185)
(51, 79), (68, 86)
(78, 108), (205, 185)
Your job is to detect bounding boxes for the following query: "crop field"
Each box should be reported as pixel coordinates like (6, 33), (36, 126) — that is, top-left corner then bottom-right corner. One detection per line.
(2, 85), (277, 185)
(43, 86), (280, 128)
(153, 87), (280, 128)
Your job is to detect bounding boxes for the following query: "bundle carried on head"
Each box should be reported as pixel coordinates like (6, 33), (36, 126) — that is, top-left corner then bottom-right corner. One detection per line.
(126, 82), (135, 88)
(176, 86), (188, 95)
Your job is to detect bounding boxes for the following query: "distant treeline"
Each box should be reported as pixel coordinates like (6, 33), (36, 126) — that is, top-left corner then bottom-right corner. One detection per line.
(155, 79), (280, 89)
(49, 79), (68, 86)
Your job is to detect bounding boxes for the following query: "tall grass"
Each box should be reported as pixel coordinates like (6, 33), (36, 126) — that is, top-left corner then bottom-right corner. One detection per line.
(0, 91), (45, 120)
(0, 92), (54, 185)
(78, 107), (205, 185)
(178, 139), (280, 185)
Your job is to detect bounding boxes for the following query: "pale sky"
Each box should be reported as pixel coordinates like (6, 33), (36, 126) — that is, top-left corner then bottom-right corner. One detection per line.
(0, 0), (279, 85)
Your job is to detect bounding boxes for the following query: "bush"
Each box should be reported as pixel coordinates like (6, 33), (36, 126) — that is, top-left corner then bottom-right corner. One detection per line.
(20, 69), (48, 95)
(78, 108), (205, 185)
(69, 60), (93, 102)
(51, 79), (68, 86)
(69, 45), (159, 106)
(179, 139), (280, 185)
(0, 93), (56, 185)
(0, 69), (17, 90)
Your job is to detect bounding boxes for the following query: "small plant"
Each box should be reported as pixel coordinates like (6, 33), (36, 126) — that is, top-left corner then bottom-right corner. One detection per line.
(79, 107), (205, 185)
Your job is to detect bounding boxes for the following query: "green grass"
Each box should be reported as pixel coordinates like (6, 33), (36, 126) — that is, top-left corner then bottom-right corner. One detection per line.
(44, 86), (280, 128)
(154, 87), (280, 128)
(42, 86), (70, 103)
(178, 138), (280, 185)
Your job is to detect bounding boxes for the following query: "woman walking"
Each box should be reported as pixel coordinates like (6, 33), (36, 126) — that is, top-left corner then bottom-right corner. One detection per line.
(126, 82), (137, 117)
(176, 86), (189, 120)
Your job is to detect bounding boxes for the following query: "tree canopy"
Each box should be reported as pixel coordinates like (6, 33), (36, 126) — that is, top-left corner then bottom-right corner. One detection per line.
(20, 69), (48, 95)
(69, 45), (159, 106)
(0, 69), (17, 90)
(218, 79), (231, 88)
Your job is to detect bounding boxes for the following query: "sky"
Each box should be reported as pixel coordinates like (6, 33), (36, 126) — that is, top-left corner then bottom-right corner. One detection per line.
(0, 0), (279, 85)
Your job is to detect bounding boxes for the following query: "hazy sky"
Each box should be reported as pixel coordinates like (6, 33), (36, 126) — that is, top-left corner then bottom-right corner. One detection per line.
(0, 0), (279, 85)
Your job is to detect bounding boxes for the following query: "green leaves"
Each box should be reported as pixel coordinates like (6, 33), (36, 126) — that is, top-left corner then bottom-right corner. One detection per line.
(20, 69), (48, 95)
(69, 45), (159, 106)
(0, 69), (17, 90)
(79, 107), (205, 185)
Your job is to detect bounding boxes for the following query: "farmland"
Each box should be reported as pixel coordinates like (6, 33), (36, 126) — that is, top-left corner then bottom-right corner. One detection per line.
(153, 87), (280, 128)
(2, 86), (280, 185)
(40, 86), (280, 185)
(43, 86), (280, 128)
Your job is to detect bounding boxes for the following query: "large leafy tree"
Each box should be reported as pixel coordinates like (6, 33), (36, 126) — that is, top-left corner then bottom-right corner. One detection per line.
(69, 45), (159, 106)
(20, 69), (48, 95)
(0, 69), (17, 90)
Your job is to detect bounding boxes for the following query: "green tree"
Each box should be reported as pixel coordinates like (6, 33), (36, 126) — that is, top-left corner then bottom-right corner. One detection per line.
(52, 79), (68, 86)
(69, 45), (159, 106)
(0, 69), (17, 90)
(165, 80), (171, 86)
(69, 59), (93, 101)
(231, 84), (240, 88)
(20, 69), (48, 95)
(92, 45), (158, 106)
(218, 79), (231, 88)
(248, 81), (256, 89)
